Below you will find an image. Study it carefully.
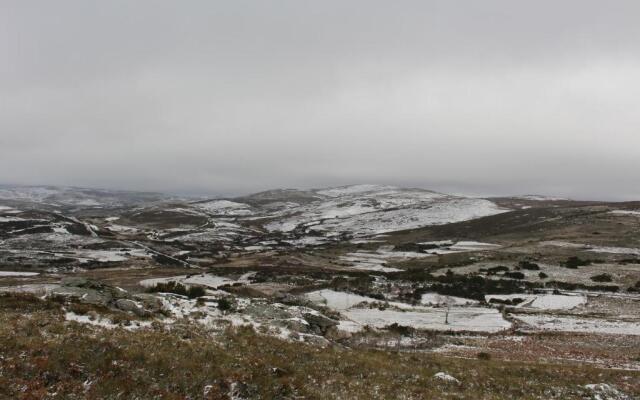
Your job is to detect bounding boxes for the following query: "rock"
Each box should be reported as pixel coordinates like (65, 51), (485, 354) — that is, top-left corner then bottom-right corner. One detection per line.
(584, 383), (631, 400)
(285, 319), (310, 332)
(434, 372), (460, 384)
(107, 286), (130, 300)
(270, 367), (289, 377)
(133, 293), (164, 312)
(244, 304), (290, 320)
(303, 313), (338, 335)
(51, 286), (112, 306)
(60, 277), (89, 287)
(61, 277), (107, 291)
(115, 299), (150, 317)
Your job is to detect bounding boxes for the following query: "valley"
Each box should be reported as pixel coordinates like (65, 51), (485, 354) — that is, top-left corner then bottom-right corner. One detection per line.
(1, 184), (639, 399)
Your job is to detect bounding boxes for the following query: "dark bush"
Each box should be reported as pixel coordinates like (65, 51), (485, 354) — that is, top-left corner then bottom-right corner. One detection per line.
(424, 275), (536, 301)
(488, 297), (525, 306)
(147, 281), (205, 298)
(217, 298), (232, 312)
(484, 266), (509, 275)
(394, 243), (424, 252)
(355, 291), (385, 300)
(386, 323), (414, 336)
(547, 280), (619, 292)
(504, 271), (525, 280)
(152, 254), (184, 266)
(518, 261), (540, 270)
(477, 352), (492, 360)
(590, 273), (612, 283)
(538, 272), (548, 279)
(565, 256), (590, 269)
(187, 286), (206, 298)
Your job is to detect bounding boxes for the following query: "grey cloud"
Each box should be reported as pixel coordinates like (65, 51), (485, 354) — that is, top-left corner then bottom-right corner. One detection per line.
(1, 1), (639, 200)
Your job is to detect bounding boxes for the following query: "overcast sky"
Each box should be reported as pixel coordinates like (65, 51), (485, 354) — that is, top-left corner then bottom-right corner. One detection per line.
(2, 1), (639, 200)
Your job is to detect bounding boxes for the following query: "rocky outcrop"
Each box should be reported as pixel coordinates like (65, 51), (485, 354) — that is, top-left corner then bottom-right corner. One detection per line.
(303, 313), (338, 335)
(52, 277), (156, 317)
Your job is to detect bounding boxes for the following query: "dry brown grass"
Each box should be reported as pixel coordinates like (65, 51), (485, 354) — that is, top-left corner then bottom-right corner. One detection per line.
(0, 293), (638, 399)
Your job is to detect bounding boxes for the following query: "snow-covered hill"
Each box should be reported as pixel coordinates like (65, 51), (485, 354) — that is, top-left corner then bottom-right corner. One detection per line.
(0, 185), (178, 209)
(1, 184), (510, 251)
(258, 184), (507, 237)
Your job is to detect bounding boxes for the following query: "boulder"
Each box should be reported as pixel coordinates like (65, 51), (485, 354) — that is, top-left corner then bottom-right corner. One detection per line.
(115, 299), (150, 317)
(133, 293), (165, 313)
(51, 286), (112, 306)
(303, 313), (338, 335)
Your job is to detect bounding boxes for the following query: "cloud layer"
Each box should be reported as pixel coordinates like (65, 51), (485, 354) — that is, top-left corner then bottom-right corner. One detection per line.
(2, 1), (639, 199)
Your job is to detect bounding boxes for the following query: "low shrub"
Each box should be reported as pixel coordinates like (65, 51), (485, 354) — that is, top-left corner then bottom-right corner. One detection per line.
(504, 271), (525, 280)
(590, 273), (613, 283)
(386, 323), (414, 336)
(482, 266), (509, 275)
(518, 261), (540, 270)
(547, 281), (619, 292)
(147, 281), (205, 299)
(627, 280), (640, 292)
(488, 297), (524, 306)
(217, 297), (233, 312)
(565, 256), (590, 269)
(423, 275), (536, 301)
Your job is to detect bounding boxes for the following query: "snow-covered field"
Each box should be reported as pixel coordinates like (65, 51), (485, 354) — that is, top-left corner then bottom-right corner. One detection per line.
(0, 205), (21, 214)
(543, 241), (640, 256)
(0, 283), (59, 294)
(305, 289), (397, 311)
(338, 241), (502, 272)
(0, 271), (40, 277)
(417, 240), (501, 255)
(339, 247), (430, 272)
(140, 272), (255, 290)
(516, 314), (640, 336)
(609, 210), (640, 217)
(343, 307), (511, 333)
(516, 195), (569, 201)
(65, 312), (153, 331)
(421, 293), (477, 306)
(486, 294), (587, 310)
(305, 289), (510, 333)
(192, 200), (253, 216)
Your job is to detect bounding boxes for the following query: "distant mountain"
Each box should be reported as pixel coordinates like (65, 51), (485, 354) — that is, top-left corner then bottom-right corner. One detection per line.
(0, 184), (184, 210)
(183, 184), (508, 241)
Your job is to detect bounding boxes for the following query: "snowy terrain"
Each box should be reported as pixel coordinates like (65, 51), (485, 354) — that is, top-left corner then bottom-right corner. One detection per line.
(306, 289), (511, 333)
(0, 184), (175, 209)
(516, 315), (640, 336)
(1, 184), (510, 254)
(262, 185), (507, 237)
(486, 294), (587, 310)
(543, 241), (640, 256)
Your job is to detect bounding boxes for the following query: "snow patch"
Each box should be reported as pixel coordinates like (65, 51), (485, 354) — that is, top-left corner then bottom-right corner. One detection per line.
(193, 200), (253, 216)
(434, 372), (460, 384)
(486, 294), (586, 310)
(0, 271), (40, 277)
(516, 315), (640, 336)
(421, 293), (477, 306)
(65, 312), (152, 331)
(609, 210), (640, 217)
(584, 383), (632, 400)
